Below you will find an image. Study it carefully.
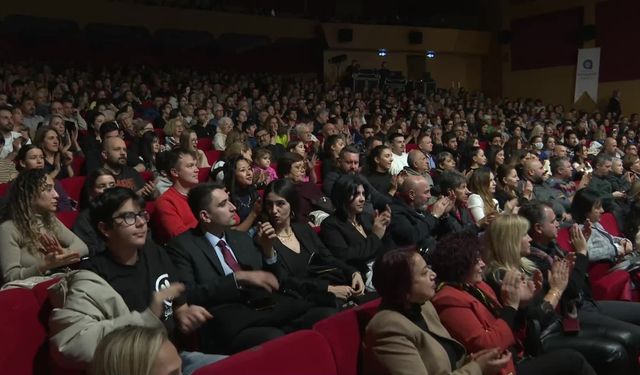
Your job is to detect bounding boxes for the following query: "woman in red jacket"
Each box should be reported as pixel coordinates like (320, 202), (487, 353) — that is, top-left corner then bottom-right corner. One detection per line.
(430, 231), (629, 375)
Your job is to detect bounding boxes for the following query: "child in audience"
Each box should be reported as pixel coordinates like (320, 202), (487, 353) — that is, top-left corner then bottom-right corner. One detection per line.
(252, 147), (278, 189)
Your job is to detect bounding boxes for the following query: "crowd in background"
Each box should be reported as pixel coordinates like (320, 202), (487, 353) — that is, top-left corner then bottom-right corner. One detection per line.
(1, 62), (640, 375)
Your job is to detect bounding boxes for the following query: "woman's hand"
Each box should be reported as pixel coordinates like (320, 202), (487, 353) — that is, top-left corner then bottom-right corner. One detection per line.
(569, 224), (588, 255)
(351, 272), (365, 295)
(150, 283), (185, 318)
(372, 205), (391, 238)
(548, 259), (570, 294)
(500, 270), (521, 309)
(38, 233), (80, 272)
(252, 196), (263, 215)
(256, 221), (277, 258)
(472, 348), (512, 375)
(477, 212), (497, 229)
(328, 285), (354, 300)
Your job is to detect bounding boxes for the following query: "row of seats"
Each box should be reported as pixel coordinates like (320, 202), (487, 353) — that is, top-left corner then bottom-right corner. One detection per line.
(557, 212), (633, 301)
(0, 275), (379, 375)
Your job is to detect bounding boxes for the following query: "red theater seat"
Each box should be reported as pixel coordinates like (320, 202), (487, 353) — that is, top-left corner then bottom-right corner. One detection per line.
(557, 227), (632, 301)
(59, 176), (86, 203)
(197, 138), (213, 151)
(56, 211), (79, 229)
(406, 143), (418, 152)
(205, 150), (222, 165)
(194, 330), (337, 375)
(0, 182), (9, 197)
(198, 167), (210, 182)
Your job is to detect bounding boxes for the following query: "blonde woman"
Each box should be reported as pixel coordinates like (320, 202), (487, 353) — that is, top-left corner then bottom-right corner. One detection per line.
(483, 214), (569, 318)
(0, 169), (88, 283)
(179, 129), (210, 168)
(163, 118), (185, 151)
(90, 326), (180, 375)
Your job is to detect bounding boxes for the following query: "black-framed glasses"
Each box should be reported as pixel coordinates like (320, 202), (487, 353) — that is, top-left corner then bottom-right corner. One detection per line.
(112, 210), (149, 226)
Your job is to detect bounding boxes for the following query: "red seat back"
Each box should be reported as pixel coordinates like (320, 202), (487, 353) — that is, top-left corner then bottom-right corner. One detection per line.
(140, 171), (153, 182)
(205, 150), (222, 165)
(600, 213), (621, 236)
(406, 143), (418, 152)
(313, 309), (361, 375)
(0, 182), (9, 197)
(59, 176), (86, 203)
(197, 138), (213, 151)
(56, 211), (79, 229)
(198, 167), (210, 182)
(557, 227), (571, 252)
(194, 330), (337, 375)
(314, 160), (323, 184)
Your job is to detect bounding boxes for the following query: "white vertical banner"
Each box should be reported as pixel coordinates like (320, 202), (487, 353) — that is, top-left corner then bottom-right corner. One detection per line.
(574, 48), (601, 103)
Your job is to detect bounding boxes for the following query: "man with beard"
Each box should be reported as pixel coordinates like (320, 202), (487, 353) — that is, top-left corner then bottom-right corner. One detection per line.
(523, 158), (570, 220)
(101, 137), (154, 197)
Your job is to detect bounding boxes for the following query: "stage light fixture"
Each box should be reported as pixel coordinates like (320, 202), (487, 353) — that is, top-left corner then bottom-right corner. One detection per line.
(426, 50), (436, 59)
(378, 48), (388, 57)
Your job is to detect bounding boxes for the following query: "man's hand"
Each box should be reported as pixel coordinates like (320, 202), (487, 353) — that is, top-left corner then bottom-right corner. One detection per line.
(175, 304), (213, 334)
(150, 283), (185, 318)
(235, 270), (280, 292)
(570, 224), (588, 255)
(430, 197), (451, 218)
(137, 181), (155, 197)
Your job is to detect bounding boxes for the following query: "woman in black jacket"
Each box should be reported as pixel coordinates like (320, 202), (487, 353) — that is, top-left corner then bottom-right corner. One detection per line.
(320, 174), (390, 288)
(262, 179), (365, 306)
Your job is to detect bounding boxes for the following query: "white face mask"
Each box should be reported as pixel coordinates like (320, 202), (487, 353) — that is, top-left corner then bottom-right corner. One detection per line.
(534, 142), (544, 150)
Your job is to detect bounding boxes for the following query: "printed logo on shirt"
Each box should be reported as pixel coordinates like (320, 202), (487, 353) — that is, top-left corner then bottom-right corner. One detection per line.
(155, 273), (173, 320)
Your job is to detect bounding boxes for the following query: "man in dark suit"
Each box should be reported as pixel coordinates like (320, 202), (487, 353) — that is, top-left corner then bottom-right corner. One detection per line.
(166, 182), (327, 354)
(387, 175), (452, 251)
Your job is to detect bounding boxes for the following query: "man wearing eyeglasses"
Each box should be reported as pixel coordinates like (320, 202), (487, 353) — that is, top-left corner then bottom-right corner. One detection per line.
(49, 187), (225, 374)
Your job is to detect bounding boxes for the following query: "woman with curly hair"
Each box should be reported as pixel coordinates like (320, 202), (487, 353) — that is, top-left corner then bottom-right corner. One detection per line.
(0, 169), (87, 283)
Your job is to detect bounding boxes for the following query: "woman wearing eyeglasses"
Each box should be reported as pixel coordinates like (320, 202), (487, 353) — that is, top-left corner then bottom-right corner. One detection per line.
(0, 169), (87, 285)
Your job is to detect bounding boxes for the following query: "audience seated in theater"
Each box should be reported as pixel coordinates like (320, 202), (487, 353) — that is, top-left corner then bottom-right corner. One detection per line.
(570, 188), (633, 262)
(91, 326), (182, 375)
(136, 131), (161, 175)
(388, 175), (451, 251)
(277, 152), (332, 224)
(155, 148), (200, 243)
(14, 144), (73, 211)
(213, 117), (234, 151)
(83, 119), (119, 175)
(102, 136), (155, 199)
(610, 157), (632, 193)
(320, 174), (390, 289)
(586, 154), (624, 211)
(287, 140), (318, 184)
(431, 151), (457, 189)
(494, 164), (520, 211)
(166, 183), (333, 353)
(154, 150), (173, 196)
(263, 179), (365, 306)
(192, 107), (216, 139)
(0, 169), (87, 284)
(251, 147), (278, 189)
(432, 230), (622, 375)
(320, 134), (346, 181)
(521, 157), (569, 221)
(362, 247), (517, 375)
(73, 168), (116, 256)
(364, 145), (397, 197)
(486, 146), (505, 174)
(210, 141), (253, 183)
(519, 204), (640, 374)
(467, 168), (505, 223)
(180, 129), (210, 169)
(255, 126), (285, 162)
(460, 147), (487, 177)
(572, 144), (593, 177)
(163, 118), (185, 151)
(403, 149), (433, 187)
(387, 132), (408, 176)
(35, 125), (74, 180)
(323, 146), (391, 214)
(47, 114), (81, 158)
(0, 106), (30, 161)
(223, 155), (261, 232)
(49, 187), (223, 373)
(437, 171), (485, 236)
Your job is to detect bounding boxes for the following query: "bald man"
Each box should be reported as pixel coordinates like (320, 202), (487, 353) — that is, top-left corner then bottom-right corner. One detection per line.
(523, 158), (569, 220)
(387, 175), (452, 251)
(101, 137), (151, 196)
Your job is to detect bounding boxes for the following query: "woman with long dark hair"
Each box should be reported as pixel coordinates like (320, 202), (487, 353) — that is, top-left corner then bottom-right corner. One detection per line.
(223, 155), (260, 232)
